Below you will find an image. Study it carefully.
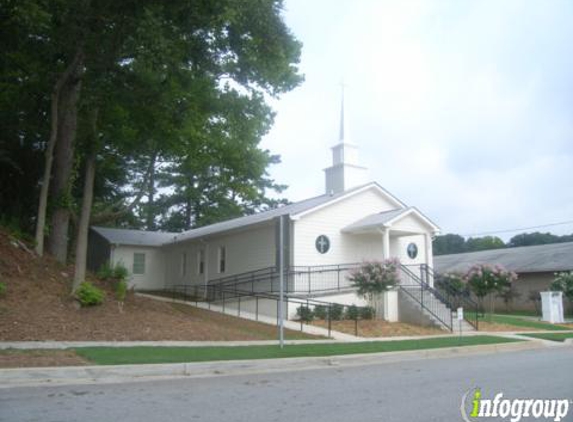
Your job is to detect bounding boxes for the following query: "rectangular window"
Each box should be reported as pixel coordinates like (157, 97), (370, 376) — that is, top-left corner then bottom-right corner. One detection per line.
(218, 246), (226, 273)
(181, 252), (187, 276)
(133, 253), (146, 275)
(197, 249), (205, 275)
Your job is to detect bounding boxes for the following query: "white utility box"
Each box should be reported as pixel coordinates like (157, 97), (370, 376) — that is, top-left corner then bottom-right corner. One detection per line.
(540, 291), (565, 324)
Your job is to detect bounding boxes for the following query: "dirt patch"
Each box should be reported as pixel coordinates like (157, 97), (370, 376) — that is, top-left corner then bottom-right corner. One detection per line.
(310, 319), (445, 337)
(477, 321), (536, 332)
(0, 229), (318, 341)
(0, 349), (88, 368)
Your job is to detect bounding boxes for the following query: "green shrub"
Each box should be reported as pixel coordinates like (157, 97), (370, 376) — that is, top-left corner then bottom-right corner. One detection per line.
(97, 263), (114, 280)
(330, 303), (344, 321)
(346, 305), (360, 320)
(551, 271), (573, 303)
(296, 306), (314, 322)
(0, 282), (6, 297)
(116, 280), (128, 302)
(76, 282), (104, 307)
(314, 305), (327, 320)
(98, 263), (129, 282)
(360, 306), (375, 320)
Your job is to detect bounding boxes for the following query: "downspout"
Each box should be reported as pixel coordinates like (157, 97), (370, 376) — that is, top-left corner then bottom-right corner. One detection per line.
(201, 238), (209, 297)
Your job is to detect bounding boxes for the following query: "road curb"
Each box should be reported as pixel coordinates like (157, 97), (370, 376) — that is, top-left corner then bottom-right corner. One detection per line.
(0, 339), (546, 389)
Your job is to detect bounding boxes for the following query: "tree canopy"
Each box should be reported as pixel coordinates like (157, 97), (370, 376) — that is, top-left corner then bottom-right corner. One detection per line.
(433, 231), (573, 255)
(0, 0), (303, 287)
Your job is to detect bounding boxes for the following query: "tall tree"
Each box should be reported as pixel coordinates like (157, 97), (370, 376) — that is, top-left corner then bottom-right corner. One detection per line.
(433, 234), (467, 256)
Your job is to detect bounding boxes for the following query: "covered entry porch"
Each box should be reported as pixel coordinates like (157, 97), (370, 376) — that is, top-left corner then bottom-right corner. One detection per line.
(341, 206), (440, 286)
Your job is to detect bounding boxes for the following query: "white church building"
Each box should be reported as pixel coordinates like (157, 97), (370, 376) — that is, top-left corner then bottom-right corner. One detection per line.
(88, 102), (474, 332)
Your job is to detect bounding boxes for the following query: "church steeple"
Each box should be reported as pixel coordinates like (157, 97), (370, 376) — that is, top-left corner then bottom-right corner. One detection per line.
(324, 85), (369, 194)
(339, 83), (346, 142)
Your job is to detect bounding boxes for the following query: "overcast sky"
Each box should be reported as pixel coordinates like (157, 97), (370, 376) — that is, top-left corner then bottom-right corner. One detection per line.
(260, 0), (573, 239)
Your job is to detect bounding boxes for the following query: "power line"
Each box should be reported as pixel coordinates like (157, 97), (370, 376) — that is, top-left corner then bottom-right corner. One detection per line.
(462, 220), (573, 237)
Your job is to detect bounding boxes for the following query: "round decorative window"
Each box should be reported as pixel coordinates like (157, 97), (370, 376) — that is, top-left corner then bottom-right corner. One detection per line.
(315, 235), (331, 254)
(407, 242), (418, 259)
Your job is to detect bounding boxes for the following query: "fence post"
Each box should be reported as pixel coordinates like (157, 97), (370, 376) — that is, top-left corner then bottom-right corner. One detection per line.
(355, 316), (358, 337)
(238, 296), (241, 317)
(256, 296), (259, 321)
(337, 266), (340, 291)
(308, 266), (311, 294)
(222, 291), (226, 314)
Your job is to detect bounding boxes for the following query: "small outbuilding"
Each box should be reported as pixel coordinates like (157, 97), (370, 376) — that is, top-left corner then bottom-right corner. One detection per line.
(434, 242), (573, 314)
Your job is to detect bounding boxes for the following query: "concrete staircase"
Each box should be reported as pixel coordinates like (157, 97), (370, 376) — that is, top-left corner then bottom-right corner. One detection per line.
(400, 286), (475, 332)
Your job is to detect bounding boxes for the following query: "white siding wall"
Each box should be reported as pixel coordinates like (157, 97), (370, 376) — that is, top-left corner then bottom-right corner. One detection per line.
(293, 188), (398, 266)
(163, 223), (276, 288)
(391, 213), (434, 266)
(111, 246), (165, 290)
(394, 235), (428, 265)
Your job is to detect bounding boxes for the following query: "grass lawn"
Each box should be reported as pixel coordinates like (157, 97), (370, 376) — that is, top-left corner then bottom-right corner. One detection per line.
(487, 314), (570, 331)
(73, 335), (521, 365)
(520, 332), (573, 342)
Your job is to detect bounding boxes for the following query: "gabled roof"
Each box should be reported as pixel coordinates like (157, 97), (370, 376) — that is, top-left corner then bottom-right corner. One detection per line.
(434, 241), (573, 274)
(342, 206), (440, 233)
(91, 182), (409, 247)
(169, 182), (406, 244)
(91, 226), (176, 247)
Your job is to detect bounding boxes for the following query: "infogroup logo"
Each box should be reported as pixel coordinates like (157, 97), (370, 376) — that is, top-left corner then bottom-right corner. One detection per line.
(461, 388), (571, 422)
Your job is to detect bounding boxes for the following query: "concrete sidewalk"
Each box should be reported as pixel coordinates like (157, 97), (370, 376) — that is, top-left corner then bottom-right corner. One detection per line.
(1, 329), (572, 350)
(0, 338), (552, 389)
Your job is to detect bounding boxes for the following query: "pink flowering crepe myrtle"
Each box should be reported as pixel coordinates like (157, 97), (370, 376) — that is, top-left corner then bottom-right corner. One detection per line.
(349, 258), (401, 299)
(464, 263), (517, 302)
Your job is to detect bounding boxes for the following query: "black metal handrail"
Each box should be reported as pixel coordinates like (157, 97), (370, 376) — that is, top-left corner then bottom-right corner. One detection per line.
(399, 265), (453, 331)
(161, 282), (375, 337)
(427, 265), (480, 330)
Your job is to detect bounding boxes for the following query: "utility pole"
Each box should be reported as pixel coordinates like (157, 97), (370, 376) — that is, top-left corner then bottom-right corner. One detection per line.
(278, 215), (285, 348)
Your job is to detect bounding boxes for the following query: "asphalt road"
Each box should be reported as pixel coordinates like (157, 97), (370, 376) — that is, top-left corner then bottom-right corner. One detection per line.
(1, 347), (572, 422)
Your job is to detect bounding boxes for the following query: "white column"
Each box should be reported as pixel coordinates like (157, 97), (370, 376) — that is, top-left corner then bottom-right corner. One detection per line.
(424, 233), (433, 287)
(382, 229), (390, 259)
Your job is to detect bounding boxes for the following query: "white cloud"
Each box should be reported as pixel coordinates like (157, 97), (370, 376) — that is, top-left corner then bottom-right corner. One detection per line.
(261, 0), (573, 238)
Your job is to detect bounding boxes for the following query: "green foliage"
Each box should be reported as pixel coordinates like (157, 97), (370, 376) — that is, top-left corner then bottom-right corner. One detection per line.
(433, 234), (467, 255)
(349, 259), (400, 299)
(76, 282), (104, 307)
(360, 306), (375, 320)
(313, 305), (327, 320)
(296, 306), (314, 322)
(1, 0), (303, 235)
(434, 232), (573, 255)
(116, 280), (128, 302)
(97, 263), (128, 282)
(551, 271), (573, 303)
(329, 303), (344, 321)
(465, 264), (516, 299)
(0, 282), (6, 297)
(496, 287), (522, 311)
(509, 232), (573, 247)
(465, 236), (505, 252)
(346, 305), (360, 320)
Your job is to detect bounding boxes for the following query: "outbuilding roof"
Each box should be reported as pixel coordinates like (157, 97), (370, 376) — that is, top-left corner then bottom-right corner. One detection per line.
(434, 241), (573, 274)
(91, 226), (176, 247)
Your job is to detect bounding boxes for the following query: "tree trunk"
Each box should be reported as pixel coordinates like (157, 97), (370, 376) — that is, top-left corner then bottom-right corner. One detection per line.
(34, 50), (84, 256)
(146, 152), (156, 230)
(73, 151), (96, 291)
(47, 56), (84, 264)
